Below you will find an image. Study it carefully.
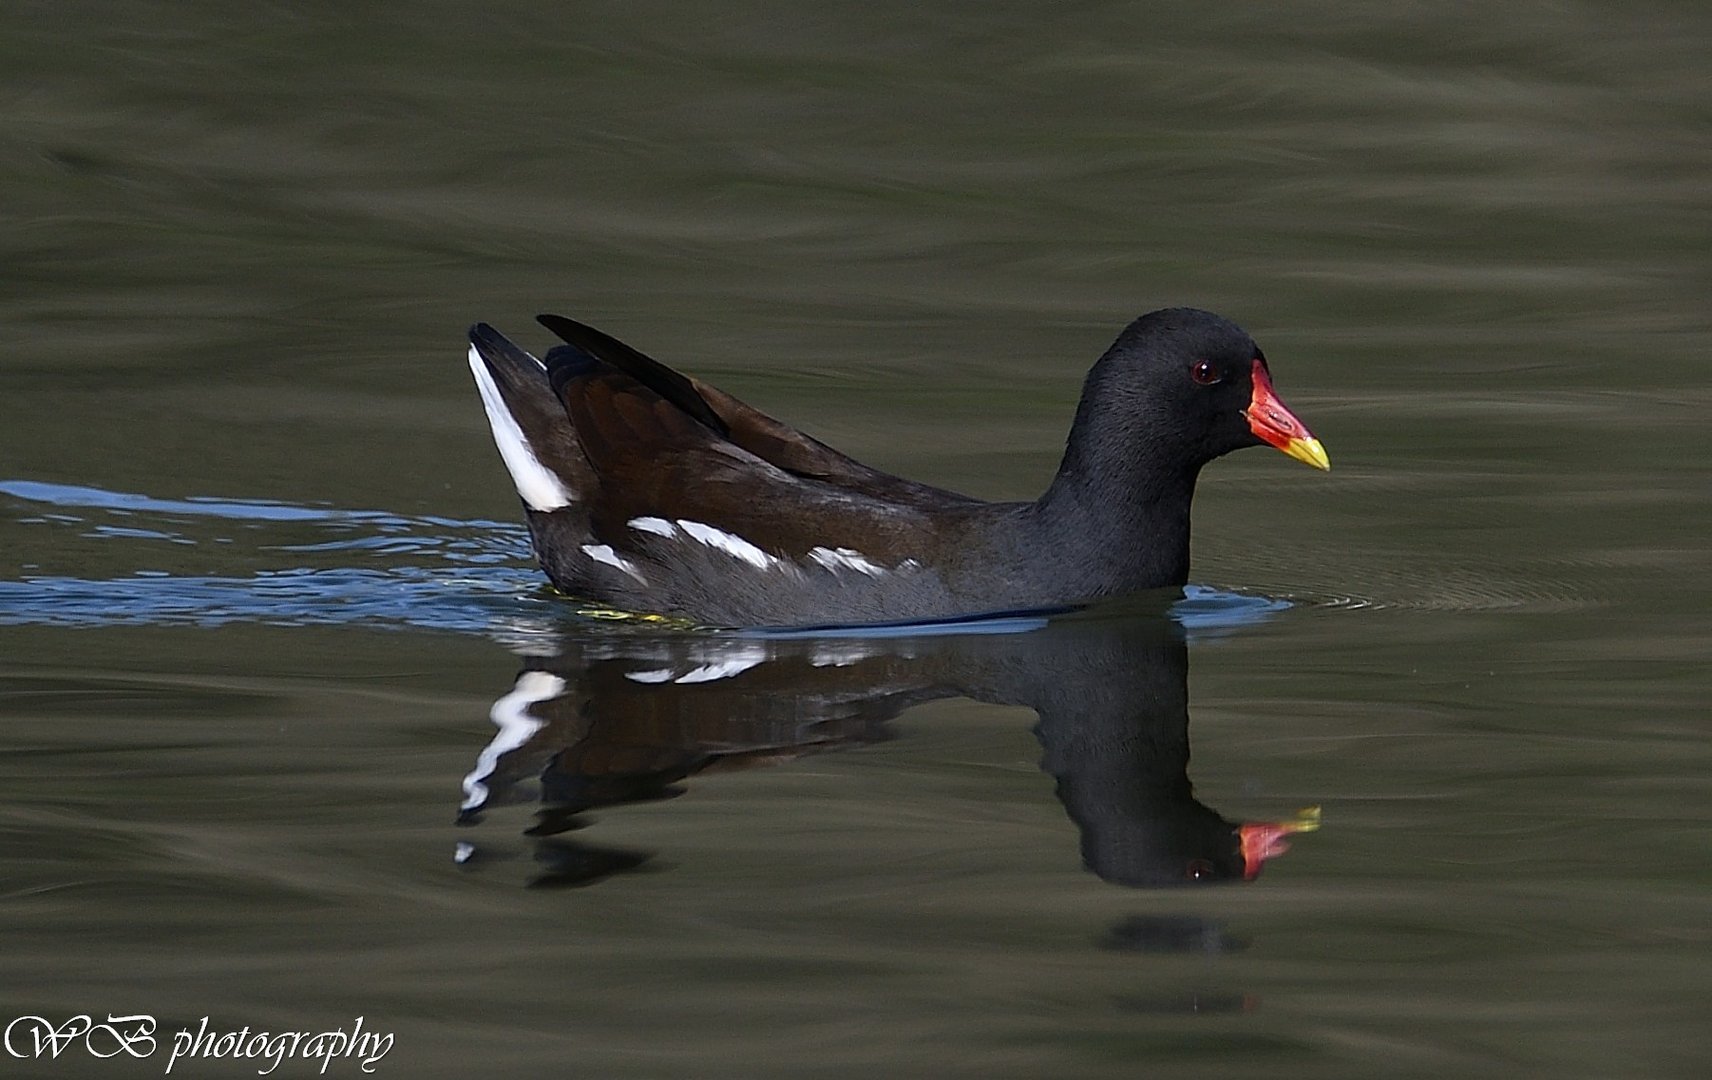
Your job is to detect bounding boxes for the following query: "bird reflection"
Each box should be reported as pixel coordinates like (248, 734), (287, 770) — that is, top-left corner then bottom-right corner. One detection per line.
(458, 612), (1317, 890)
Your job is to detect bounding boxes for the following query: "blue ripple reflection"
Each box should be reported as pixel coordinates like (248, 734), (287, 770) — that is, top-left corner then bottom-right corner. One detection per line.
(0, 480), (1286, 641)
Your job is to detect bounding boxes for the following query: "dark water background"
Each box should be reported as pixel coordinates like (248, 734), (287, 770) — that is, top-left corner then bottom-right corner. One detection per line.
(3, 3), (1709, 1077)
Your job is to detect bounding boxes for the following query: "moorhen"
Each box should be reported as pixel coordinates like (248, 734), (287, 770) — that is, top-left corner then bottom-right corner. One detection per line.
(466, 308), (1328, 627)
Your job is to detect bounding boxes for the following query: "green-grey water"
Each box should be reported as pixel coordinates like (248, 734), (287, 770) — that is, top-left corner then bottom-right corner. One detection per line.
(3, 3), (1709, 1078)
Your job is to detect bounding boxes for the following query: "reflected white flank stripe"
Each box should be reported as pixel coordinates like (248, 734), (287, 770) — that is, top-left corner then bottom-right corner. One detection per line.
(674, 657), (765, 683)
(460, 670), (563, 811)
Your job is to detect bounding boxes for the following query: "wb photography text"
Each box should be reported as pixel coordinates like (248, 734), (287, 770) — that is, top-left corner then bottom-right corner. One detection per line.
(4, 1013), (395, 1074)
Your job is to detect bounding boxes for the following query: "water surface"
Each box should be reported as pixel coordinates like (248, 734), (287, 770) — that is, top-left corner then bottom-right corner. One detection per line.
(3, 3), (1709, 1078)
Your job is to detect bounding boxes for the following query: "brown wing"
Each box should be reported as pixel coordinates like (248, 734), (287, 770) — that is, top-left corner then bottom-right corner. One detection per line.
(551, 355), (937, 565)
(689, 377), (980, 507)
(537, 313), (979, 509)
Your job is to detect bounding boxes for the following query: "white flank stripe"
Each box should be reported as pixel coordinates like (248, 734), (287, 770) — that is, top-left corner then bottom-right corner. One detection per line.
(624, 668), (675, 684)
(467, 345), (575, 512)
(807, 546), (886, 577)
(676, 520), (777, 569)
(460, 670), (563, 810)
(580, 543), (647, 584)
(628, 516), (679, 538)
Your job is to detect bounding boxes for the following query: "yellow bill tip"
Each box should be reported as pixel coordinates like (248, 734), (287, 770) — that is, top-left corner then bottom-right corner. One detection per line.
(1284, 436), (1331, 472)
(1286, 805), (1322, 833)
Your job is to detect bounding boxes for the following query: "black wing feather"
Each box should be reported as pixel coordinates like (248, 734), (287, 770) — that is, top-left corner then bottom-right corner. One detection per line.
(537, 313), (730, 439)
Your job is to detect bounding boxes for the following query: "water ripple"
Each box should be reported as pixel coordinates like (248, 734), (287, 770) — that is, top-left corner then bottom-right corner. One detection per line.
(1, 479), (1288, 641)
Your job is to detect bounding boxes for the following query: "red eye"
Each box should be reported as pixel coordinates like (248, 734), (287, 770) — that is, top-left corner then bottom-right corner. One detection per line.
(1190, 361), (1220, 385)
(1185, 859), (1214, 880)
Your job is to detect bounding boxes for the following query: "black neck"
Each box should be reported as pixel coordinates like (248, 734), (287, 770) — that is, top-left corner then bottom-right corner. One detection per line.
(1028, 439), (1201, 597)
